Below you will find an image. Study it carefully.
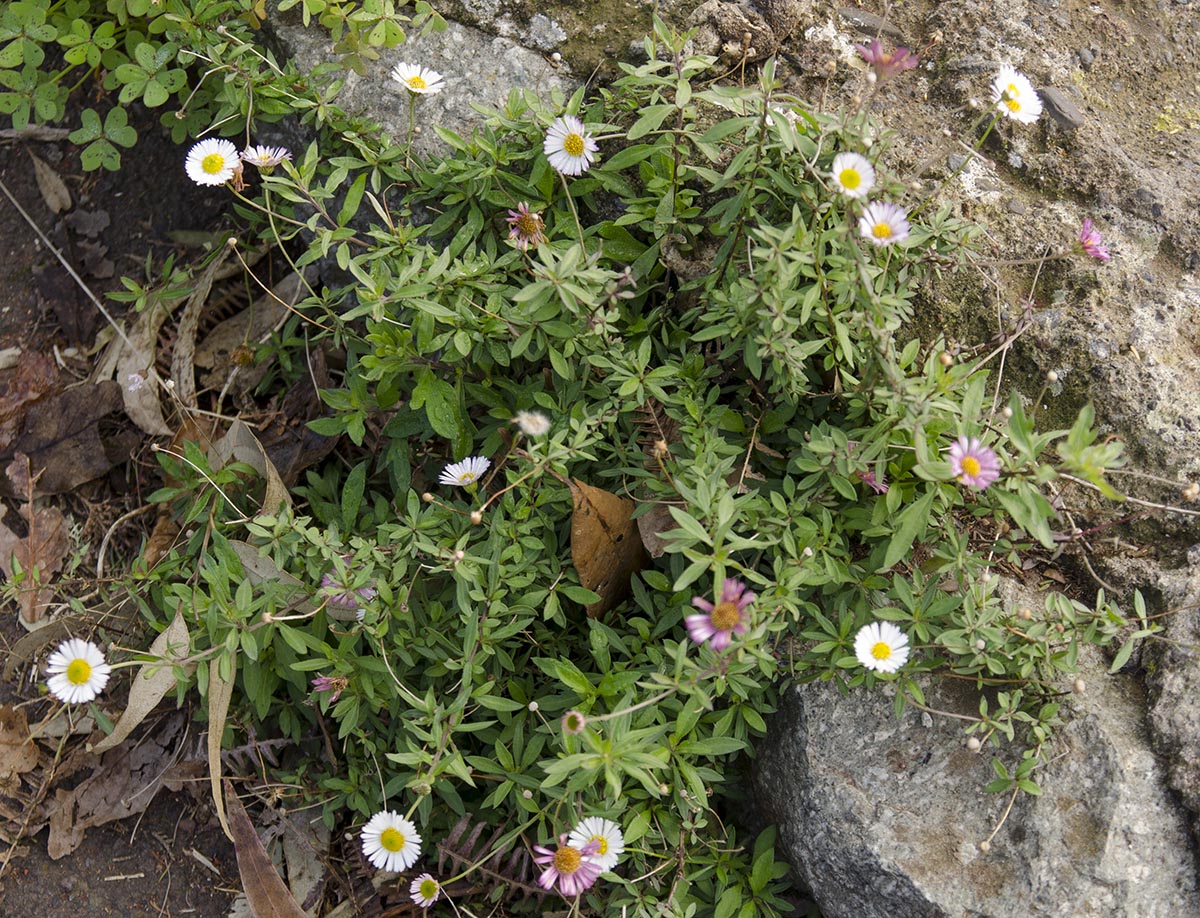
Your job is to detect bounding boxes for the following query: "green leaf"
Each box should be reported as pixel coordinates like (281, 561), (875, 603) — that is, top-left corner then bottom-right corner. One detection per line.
(878, 486), (935, 572)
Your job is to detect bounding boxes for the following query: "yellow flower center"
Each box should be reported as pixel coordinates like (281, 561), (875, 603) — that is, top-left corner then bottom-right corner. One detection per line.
(1006, 97), (1021, 113)
(589, 835), (608, 855)
(553, 845), (583, 874)
(516, 213), (542, 236)
(458, 472), (478, 484)
(710, 601), (742, 631)
(839, 168), (861, 189)
(563, 133), (585, 157)
(961, 456), (981, 477)
(1006, 82), (1021, 98)
(872, 222), (893, 239)
(380, 827), (406, 852)
(871, 641), (892, 660)
(201, 153), (226, 175)
(66, 659), (92, 685)
(407, 75), (427, 90)
(419, 878), (438, 898)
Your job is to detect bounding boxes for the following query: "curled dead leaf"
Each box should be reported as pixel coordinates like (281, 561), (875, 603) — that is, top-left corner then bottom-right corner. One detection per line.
(225, 779), (309, 918)
(0, 704), (39, 785)
(208, 649), (237, 842)
(569, 479), (648, 618)
(210, 421), (291, 513)
(90, 607), (193, 755)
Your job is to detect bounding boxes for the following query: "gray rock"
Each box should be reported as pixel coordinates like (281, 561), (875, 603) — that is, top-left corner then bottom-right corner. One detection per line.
(1079, 46), (1094, 68)
(269, 18), (576, 158)
(753, 652), (1200, 918)
(688, 0), (814, 63)
(1146, 546), (1200, 836)
(836, 7), (907, 45)
(1039, 86), (1085, 130)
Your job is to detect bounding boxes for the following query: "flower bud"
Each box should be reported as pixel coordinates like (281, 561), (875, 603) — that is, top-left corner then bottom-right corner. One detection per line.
(422, 492), (435, 503)
(469, 510), (484, 525)
(967, 736), (982, 752)
(974, 639), (986, 651)
(1073, 677), (1086, 694)
(978, 840), (991, 854)
(1046, 370), (1059, 383)
(939, 352), (953, 367)
(527, 701), (539, 712)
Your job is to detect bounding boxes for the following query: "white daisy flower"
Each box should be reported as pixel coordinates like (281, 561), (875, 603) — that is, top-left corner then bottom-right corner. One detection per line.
(438, 456), (491, 487)
(513, 410), (551, 437)
(46, 638), (112, 704)
(567, 816), (625, 872)
(829, 152), (875, 199)
(391, 62), (445, 95)
(409, 873), (441, 908)
(241, 145), (292, 171)
(858, 200), (911, 246)
(854, 621), (910, 673)
(543, 115), (599, 176)
(361, 811), (422, 872)
(184, 138), (239, 186)
(991, 65), (1042, 125)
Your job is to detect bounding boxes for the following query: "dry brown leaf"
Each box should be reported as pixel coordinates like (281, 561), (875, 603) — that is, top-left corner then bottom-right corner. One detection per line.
(90, 607), (192, 754)
(27, 150), (71, 214)
(208, 649), (237, 842)
(172, 247), (233, 410)
(225, 779), (309, 918)
(0, 381), (126, 494)
(281, 808), (331, 916)
(0, 492), (70, 627)
(569, 479), (648, 618)
(635, 502), (682, 559)
(46, 713), (184, 858)
(143, 513), (181, 568)
(211, 421), (291, 513)
(0, 705), (39, 787)
(111, 303), (172, 436)
(229, 541), (322, 617)
(0, 351), (60, 451)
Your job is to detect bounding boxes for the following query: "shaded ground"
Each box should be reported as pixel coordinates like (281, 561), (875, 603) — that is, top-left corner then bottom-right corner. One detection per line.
(0, 104), (235, 917)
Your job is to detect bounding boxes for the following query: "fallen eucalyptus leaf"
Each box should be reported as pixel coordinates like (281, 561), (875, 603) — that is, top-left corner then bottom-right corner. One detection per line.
(90, 607), (192, 754)
(27, 150), (71, 214)
(211, 421), (291, 513)
(225, 779), (309, 918)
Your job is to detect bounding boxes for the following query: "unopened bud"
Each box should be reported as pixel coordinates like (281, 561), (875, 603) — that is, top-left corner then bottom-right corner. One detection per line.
(978, 840), (991, 854)
(967, 736), (982, 752)
(469, 510), (484, 525)
(522, 789), (533, 799)
(1182, 482), (1199, 502)
(968, 97), (980, 109)
(803, 546), (814, 557)
(422, 492), (435, 503)
(451, 549), (465, 563)
(1073, 677), (1086, 694)
(226, 235), (238, 247)
(974, 639), (986, 651)
(527, 701), (539, 712)
(1046, 370), (1059, 383)
(939, 352), (953, 367)
(1019, 607), (1033, 621)
(1002, 406), (1013, 419)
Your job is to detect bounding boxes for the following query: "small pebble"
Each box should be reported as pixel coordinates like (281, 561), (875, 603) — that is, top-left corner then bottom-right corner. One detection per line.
(1079, 47), (1094, 68)
(1007, 198), (1027, 215)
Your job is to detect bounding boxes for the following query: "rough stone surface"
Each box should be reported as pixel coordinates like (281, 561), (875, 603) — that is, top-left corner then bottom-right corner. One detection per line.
(269, 18), (576, 158)
(1146, 545), (1200, 838)
(688, 0), (814, 62)
(753, 653), (1200, 918)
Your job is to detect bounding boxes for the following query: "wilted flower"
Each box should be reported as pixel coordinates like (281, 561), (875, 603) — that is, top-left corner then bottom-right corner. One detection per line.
(361, 811), (422, 872)
(321, 565), (377, 620)
(561, 710), (587, 734)
(409, 873), (441, 908)
(391, 62), (444, 95)
(506, 202), (547, 250)
(544, 115), (599, 176)
(513, 409), (551, 437)
(948, 436), (1001, 490)
(185, 138), (239, 186)
(855, 39), (919, 81)
(854, 621), (910, 673)
(858, 468), (889, 494)
(830, 152), (875, 199)
(686, 578), (754, 651)
(991, 64), (1042, 124)
(312, 674), (348, 704)
(567, 817), (625, 872)
(1078, 218), (1111, 262)
(241, 144), (292, 172)
(46, 638), (111, 704)
(858, 201), (911, 246)
(534, 836), (602, 896)
(438, 456), (491, 487)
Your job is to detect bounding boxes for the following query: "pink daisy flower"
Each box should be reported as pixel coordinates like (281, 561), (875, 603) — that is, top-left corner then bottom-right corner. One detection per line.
(1078, 218), (1111, 262)
(506, 202), (547, 250)
(948, 436), (1001, 490)
(686, 578), (754, 651)
(533, 836), (602, 896)
(855, 40), (919, 81)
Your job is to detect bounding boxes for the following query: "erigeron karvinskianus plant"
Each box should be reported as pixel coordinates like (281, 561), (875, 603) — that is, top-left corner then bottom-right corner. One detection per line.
(111, 17), (1166, 917)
